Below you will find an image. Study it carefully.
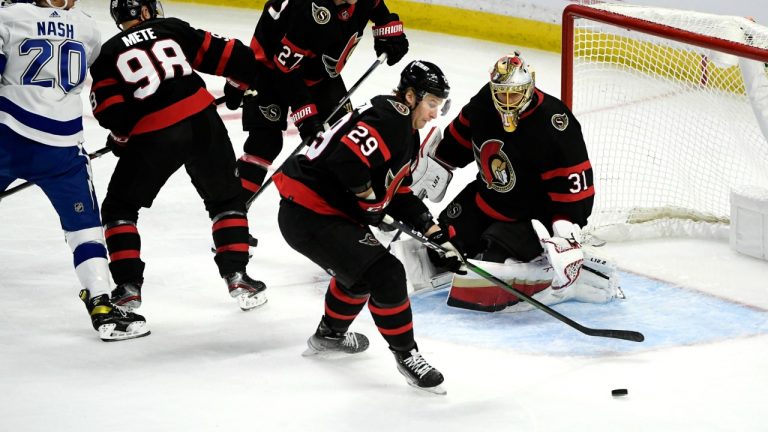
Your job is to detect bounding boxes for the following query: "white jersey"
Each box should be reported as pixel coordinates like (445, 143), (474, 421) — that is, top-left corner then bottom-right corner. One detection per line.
(0, 3), (100, 147)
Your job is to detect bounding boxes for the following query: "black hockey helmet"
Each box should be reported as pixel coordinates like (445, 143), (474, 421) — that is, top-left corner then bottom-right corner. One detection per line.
(110, 0), (164, 26)
(397, 60), (450, 101)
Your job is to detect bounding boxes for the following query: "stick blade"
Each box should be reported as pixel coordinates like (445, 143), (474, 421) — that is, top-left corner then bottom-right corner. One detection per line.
(584, 328), (645, 342)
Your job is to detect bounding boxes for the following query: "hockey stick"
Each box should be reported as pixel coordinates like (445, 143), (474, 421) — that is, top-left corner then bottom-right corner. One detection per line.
(0, 146), (113, 200)
(245, 53), (388, 209)
(382, 215), (645, 343)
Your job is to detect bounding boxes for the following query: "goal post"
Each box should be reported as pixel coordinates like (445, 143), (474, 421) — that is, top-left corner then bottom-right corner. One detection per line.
(561, 3), (768, 241)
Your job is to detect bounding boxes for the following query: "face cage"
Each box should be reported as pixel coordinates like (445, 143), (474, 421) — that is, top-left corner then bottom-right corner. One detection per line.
(490, 82), (534, 132)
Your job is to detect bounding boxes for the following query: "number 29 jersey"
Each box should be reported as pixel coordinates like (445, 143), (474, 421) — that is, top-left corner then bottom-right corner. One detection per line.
(0, 3), (101, 147)
(89, 17), (256, 138)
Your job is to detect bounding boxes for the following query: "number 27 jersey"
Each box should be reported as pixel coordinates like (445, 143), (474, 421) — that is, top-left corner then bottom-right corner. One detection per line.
(0, 4), (101, 147)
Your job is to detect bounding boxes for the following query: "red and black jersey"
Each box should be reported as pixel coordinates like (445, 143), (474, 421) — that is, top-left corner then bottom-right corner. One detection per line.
(274, 95), (429, 226)
(252, 0), (392, 114)
(89, 17), (257, 137)
(435, 85), (594, 226)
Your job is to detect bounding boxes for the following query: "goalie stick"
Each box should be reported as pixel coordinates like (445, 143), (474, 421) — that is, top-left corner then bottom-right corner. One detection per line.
(382, 215), (645, 343)
(245, 53), (388, 210)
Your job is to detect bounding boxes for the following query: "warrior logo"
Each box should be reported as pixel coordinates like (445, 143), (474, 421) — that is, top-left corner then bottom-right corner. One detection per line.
(358, 233), (381, 246)
(388, 99), (410, 116)
(551, 113), (569, 131)
(446, 202), (462, 219)
(475, 139), (516, 193)
(259, 104), (281, 122)
(322, 33), (362, 78)
(311, 3), (331, 24)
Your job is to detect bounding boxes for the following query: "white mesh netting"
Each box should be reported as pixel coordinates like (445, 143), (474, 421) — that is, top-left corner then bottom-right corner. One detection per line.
(566, 2), (768, 241)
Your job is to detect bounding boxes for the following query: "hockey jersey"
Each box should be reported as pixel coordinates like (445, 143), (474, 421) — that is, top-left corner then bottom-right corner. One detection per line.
(274, 95), (429, 226)
(0, 3), (100, 147)
(89, 17), (256, 137)
(435, 86), (594, 226)
(252, 0), (393, 114)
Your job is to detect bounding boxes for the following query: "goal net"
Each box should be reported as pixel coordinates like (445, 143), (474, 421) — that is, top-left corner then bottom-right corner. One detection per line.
(562, 2), (768, 241)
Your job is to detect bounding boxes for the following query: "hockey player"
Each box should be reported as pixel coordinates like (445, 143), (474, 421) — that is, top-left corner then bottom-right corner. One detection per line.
(89, 0), (266, 314)
(273, 60), (456, 394)
(223, 0), (410, 208)
(431, 51), (619, 312)
(0, 0), (149, 341)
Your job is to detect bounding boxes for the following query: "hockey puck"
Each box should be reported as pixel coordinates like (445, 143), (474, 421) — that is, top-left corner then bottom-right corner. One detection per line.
(611, 389), (628, 397)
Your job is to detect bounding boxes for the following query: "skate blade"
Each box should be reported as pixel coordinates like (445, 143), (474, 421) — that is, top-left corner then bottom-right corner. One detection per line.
(406, 380), (447, 395)
(238, 292), (267, 311)
(98, 322), (151, 342)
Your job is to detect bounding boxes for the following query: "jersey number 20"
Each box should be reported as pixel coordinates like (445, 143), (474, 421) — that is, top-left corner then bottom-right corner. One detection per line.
(19, 39), (86, 93)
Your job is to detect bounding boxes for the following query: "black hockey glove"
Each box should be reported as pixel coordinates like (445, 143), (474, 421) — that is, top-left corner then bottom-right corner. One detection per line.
(223, 78), (247, 110)
(356, 197), (386, 227)
(427, 226), (467, 274)
(296, 114), (324, 142)
(372, 14), (409, 66)
(106, 133), (129, 158)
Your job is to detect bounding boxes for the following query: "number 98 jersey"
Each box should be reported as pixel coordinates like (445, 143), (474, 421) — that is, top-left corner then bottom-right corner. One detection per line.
(0, 3), (101, 147)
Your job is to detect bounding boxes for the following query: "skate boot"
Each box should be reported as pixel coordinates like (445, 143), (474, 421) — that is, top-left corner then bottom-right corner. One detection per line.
(303, 318), (370, 357)
(111, 282), (142, 312)
(390, 345), (446, 395)
(224, 271), (267, 311)
(80, 289), (150, 342)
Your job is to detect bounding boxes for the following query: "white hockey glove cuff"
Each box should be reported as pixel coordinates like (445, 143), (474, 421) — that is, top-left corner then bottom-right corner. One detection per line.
(532, 219), (584, 288)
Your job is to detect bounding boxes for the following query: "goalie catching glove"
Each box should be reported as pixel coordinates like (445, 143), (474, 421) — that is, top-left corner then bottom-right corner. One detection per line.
(531, 219), (584, 288)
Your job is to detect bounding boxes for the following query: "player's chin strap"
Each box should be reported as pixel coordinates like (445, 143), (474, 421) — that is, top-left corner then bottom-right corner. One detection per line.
(381, 214), (644, 343)
(243, 53), (389, 211)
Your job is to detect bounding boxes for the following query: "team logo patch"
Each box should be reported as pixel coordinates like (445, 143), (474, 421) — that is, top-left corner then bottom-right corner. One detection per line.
(358, 233), (381, 246)
(312, 3), (331, 25)
(446, 202), (462, 219)
(74, 202), (84, 213)
(475, 139), (516, 193)
(551, 113), (569, 131)
(388, 99), (410, 116)
(259, 104), (281, 122)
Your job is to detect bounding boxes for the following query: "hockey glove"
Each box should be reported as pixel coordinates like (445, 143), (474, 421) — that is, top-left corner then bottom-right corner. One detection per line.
(372, 14), (409, 66)
(427, 226), (466, 274)
(356, 196), (386, 227)
(532, 219), (584, 288)
(223, 78), (247, 110)
(291, 104), (324, 141)
(106, 133), (129, 158)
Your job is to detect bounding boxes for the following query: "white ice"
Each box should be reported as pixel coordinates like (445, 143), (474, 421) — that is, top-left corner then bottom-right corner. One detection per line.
(1, 1), (767, 431)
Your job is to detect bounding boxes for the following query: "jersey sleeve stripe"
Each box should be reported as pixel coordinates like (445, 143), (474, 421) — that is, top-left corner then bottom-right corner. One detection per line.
(540, 160), (592, 180)
(0, 96), (82, 135)
(448, 122), (472, 149)
(457, 110), (470, 127)
(340, 135), (371, 167)
(92, 95), (124, 115)
(548, 187), (595, 202)
(358, 120), (391, 161)
(215, 38), (235, 76)
(192, 31), (212, 69)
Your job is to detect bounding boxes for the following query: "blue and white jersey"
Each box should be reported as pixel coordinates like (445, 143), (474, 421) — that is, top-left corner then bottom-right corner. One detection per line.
(0, 3), (100, 147)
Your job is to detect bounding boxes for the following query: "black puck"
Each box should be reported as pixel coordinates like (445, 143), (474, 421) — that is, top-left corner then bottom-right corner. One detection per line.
(612, 388), (628, 397)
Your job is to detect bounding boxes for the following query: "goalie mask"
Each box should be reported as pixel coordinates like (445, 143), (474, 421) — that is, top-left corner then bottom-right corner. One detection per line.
(110, 0), (164, 28)
(489, 51), (535, 132)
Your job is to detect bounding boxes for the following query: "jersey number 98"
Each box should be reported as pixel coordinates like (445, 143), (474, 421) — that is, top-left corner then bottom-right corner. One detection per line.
(116, 39), (193, 100)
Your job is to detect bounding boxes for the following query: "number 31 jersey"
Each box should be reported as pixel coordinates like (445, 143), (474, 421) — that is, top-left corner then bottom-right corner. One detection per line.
(0, 3), (101, 147)
(89, 17), (256, 138)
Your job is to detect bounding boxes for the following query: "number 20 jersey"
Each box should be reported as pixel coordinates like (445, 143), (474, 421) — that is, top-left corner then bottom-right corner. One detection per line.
(0, 4), (101, 147)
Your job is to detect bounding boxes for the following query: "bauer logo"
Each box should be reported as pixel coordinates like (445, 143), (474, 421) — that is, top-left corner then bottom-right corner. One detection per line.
(312, 3), (330, 25)
(259, 104), (281, 122)
(551, 113), (569, 131)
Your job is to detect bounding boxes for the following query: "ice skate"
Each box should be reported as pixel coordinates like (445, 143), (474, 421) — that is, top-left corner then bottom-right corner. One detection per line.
(80, 290), (150, 342)
(302, 318), (369, 357)
(111, 282), (142, 312)
(391, 345), (446, 395)
(224, 271), (267, 311)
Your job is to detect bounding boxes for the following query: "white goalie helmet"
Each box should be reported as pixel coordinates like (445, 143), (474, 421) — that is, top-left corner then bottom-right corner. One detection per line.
(489, 51), (535, 132)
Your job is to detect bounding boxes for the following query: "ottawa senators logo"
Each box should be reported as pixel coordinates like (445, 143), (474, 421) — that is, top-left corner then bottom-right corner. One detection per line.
(551, 113), (569, 131)
(475, 139), (516, 193)
(322, 33), (361, 78)
(388, 99), (410, 116)
(259, 104), (281, 122)
(311, 3), (331, 24)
